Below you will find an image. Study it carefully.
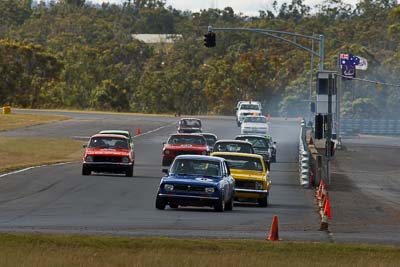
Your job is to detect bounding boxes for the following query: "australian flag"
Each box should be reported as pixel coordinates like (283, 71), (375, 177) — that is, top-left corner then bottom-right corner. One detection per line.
(340, 53), (359, 79)
(340, 53), (360, 66)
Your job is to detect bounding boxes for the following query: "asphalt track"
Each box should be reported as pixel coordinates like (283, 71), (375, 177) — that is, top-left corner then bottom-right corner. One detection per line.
(0, 110), (328, 241)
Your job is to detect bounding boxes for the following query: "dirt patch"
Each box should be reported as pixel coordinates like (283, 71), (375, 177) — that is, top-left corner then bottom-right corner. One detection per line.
(329, 144), (400, 234)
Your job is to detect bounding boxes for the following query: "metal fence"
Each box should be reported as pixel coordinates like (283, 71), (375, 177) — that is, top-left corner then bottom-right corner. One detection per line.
(340, 119), (400, 136)
(299, 119), (310, 188)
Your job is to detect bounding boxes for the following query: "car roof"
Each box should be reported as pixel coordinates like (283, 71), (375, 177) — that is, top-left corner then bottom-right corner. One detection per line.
(99, 130), (130, 135)
(179, 117), (201, 121)
(243, 115), (267, 118)
(215, 139), (252, 145)
(174, 155), (225, 162)
(236, 135), (266, 139)
(169, 133), (204, 137)
(200, 133), (217, 138)
(91, 133), (128, 139)
(211, 152), (264, 160)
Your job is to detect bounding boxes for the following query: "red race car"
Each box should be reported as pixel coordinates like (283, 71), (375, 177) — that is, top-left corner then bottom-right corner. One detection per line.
(82, 134), (135, 177)
(162, 134), (208, 166)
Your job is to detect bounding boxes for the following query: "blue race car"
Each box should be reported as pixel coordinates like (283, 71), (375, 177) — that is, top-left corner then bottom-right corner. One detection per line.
(155, 155), (235, 212)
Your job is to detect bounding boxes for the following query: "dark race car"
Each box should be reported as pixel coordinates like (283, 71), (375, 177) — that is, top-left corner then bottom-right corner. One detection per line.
(162, 134), (208, 166)
(177, 118), (202, 133)
(265, 135), (277, 162)
(200, 133), (218, 152)
(235, 135), (272, 170)
(155, 155), (235, 212)
(212, 140), (255, 154)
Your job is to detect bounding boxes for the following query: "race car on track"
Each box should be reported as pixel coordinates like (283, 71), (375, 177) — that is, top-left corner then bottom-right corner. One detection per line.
(162, 133), (209, 166)
(265, 135), (277, 162)
(212, 140), (255, 154)
(235, 134), (272, 169)
(82, 134), (135, 177)
(177, 118), (202, 133)
(211, 152), (271, 207)
(240, 115), (269, 135)
(155, 155), (235, 212)
(199, 133), (218, 152)
(98, 130), (134, 152)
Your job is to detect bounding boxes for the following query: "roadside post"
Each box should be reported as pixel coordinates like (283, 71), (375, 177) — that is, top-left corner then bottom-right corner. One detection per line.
(315, 71), (336, 184)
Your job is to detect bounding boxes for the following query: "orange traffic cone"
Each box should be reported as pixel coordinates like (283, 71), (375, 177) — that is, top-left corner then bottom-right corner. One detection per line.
(267, 215), (279, 241)
(317, 181), (323, 199)
(137, 128), (141, 135)
(324, 197), (332, 219)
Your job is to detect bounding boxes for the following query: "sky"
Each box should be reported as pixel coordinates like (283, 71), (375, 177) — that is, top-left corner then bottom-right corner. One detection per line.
(86, 0), (361, 16)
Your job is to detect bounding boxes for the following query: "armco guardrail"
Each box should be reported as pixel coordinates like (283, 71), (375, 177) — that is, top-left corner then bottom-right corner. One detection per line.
(341, 118), (400, 136)
(298, 119), (310, 188)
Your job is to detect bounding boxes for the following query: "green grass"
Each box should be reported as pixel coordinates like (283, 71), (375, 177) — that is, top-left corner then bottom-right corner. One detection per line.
(0, 234), (398, 267)
(0, 137), (84, 173)
(0, 113), (68, 131)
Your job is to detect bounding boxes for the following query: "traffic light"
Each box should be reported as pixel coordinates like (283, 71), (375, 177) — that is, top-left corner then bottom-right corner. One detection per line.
(315, 114), (324, 139)
(204, 31), (216, 47)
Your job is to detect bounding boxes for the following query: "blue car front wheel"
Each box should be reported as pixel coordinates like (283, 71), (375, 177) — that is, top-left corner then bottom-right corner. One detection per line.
(214, 196), (225, 212)
(155, 195), (166, 210)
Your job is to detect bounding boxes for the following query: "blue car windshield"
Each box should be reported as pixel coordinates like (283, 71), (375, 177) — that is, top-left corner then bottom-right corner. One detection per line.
(170, 159), (221, 177)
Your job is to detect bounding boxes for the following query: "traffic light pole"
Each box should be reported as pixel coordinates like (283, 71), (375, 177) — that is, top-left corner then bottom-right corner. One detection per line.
(208, 26), (324, 71)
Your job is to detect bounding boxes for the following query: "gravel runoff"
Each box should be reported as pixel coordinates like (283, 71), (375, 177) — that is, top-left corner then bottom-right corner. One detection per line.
(329, 136), (400, 246)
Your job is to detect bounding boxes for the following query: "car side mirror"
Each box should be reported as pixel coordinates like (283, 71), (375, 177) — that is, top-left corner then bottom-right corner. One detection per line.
(83, 144), (87, 148)
(162, 168), (169, 174)
(273, 141), (277, 145)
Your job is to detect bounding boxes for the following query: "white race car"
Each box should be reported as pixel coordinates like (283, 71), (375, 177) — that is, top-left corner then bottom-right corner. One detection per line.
(240, 115), (269, 135)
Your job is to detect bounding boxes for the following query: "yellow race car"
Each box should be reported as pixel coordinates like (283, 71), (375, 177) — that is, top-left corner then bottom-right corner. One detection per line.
(211, 152), (271, 207)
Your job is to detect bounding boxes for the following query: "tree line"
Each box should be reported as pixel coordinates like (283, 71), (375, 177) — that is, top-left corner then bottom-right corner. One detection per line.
(0, 0), (399, 118)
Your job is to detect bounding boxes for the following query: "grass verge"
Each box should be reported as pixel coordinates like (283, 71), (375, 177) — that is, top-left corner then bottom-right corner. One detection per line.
(0, 137), (84, 173)
(0, 234), (399, 267)
(0, 113), (68, 132)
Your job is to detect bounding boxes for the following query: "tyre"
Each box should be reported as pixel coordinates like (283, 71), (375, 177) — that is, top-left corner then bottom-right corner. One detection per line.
(266, 161), (271, 171)
(225, 194), (234, 211)
(258, 194), (269, 207)
(82, 166), (91, 176)
(155, 196), (166, 210)
(214, 196), (225, 212)
(125, 166), (134, 177)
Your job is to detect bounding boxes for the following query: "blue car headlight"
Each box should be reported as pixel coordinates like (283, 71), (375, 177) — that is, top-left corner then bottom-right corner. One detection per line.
(164, 184), (174, 191)
(205, 187), (215, 193)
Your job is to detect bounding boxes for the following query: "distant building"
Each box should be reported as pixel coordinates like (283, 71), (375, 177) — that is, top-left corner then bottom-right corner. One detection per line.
(131, 34), (183, 44)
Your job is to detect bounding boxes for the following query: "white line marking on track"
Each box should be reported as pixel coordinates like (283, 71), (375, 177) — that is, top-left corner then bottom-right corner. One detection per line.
(0, 162), (70, 178)
(1, 122), (175, 178)
(132, 122), (176, 138)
